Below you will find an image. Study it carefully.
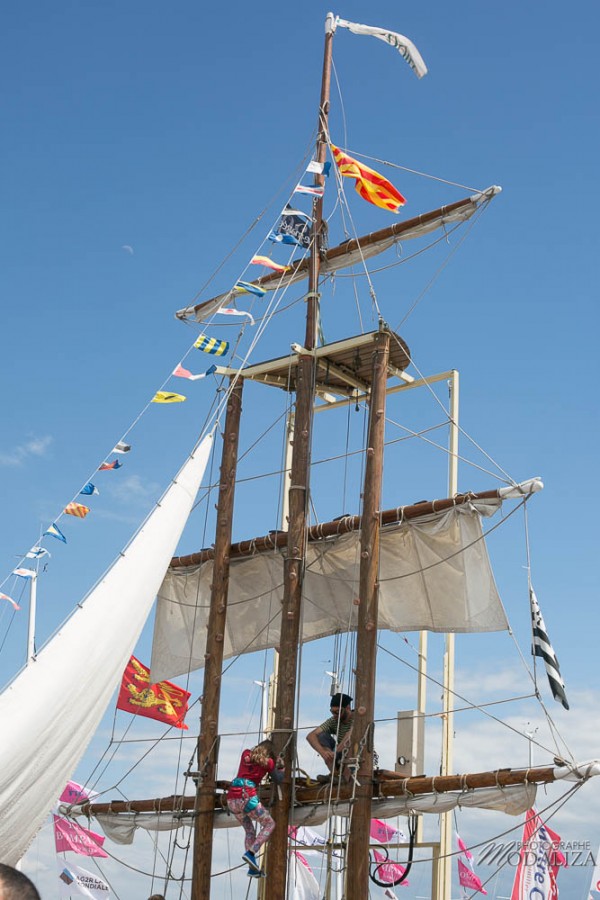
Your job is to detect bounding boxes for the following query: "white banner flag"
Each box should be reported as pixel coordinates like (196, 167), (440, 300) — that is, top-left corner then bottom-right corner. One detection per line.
(57, 860), (110, 898)
(335, 18), (427, 78)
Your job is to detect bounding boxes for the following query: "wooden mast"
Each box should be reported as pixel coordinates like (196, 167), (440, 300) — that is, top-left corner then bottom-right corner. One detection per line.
(264, 14), (335, 900)
(191, 378), (243, 900)
(345, 326), (390, 899)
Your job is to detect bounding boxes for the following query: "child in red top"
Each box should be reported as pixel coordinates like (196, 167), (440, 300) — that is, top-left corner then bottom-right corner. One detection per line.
(226, 739), (282, 877)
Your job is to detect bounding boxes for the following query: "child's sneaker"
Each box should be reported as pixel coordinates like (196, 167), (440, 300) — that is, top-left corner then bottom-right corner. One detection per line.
(243, 850), (261, 874)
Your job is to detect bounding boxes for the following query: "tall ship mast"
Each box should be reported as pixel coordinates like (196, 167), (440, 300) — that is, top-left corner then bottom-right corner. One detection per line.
(0, 12), (595, 900)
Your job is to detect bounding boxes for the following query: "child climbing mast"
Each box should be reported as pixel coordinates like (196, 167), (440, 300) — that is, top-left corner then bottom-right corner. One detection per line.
(226, 739), (283, 878)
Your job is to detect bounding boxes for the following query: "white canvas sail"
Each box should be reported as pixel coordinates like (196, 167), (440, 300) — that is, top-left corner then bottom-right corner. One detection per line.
(151, 500), (506, 682)
(0, 433), (213, 865)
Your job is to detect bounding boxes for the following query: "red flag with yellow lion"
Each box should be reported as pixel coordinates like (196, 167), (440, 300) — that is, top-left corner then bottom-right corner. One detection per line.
(117, 656), (190, 730)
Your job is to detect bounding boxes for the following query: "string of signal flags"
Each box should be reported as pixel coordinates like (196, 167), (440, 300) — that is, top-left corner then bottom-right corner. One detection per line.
(1, 143), (406, 610)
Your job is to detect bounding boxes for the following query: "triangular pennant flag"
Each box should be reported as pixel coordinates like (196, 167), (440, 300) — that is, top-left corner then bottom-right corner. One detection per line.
(331, 143), (406, 212)
(530, 587), (569, 710)
(0, 592), (20, 610)
(152, 391), (186, 403)
(98, 459), (122, 470)
(44, 522), (67, 543)
(64, 502), (90, 518)
(80, 483), (99, 496)
(117, 656), (190, 729)
(172, 363), (217, 381)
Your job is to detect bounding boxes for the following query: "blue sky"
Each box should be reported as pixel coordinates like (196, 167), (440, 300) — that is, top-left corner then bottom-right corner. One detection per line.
(1, 1), (599, 897)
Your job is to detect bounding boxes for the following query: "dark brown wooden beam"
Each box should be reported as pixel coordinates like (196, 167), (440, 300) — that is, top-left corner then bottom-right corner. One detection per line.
(169, 488), (501, 569)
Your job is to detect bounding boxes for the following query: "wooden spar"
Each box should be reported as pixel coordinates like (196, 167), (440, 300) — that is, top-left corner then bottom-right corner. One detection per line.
(346, 327), (390, 900)
(191, 379), (243, 900)
(71, 765), (566, 817)
(169, 487), (502, 568)
(175, 192), (495, 323)
(264, 19), (334, 900)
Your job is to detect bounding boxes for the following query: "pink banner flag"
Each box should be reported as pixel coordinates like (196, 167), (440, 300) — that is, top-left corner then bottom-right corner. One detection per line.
(510, 809), (566, 900)
(0, 592), (20, 610)
(370, 818), (405, 844)
(59, 781), (94, 805)
(458, 858), (487, 894)
(372, 848), (408, 886)
(53, 816), (108, 858)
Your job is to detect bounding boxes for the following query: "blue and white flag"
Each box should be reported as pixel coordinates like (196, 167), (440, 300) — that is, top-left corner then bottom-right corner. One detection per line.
(80, 483), (99, 496)
(530, 587), (569, 710)
(44, 523), (67, 544)
(306, 160), (331, 177)
(26, 546), (51, 559)
(269, 207), (311, 249)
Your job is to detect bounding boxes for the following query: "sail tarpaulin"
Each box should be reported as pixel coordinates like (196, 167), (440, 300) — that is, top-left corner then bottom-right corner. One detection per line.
(151, 500), (507, 682)
(0, 434), (213, 865)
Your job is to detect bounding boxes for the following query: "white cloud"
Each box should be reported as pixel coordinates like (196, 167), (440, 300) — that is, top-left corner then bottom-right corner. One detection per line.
(105, 475), (161, 505)
(0, 435), (52, 467)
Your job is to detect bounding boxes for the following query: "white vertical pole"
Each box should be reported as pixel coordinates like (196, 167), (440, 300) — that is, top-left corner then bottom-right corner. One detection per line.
(26, 570), (38, 665)
(439, 370), (459, 899)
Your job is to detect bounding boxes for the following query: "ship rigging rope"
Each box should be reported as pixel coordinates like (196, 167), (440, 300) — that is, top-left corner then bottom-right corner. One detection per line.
(377, 639), (561, 762)
(396, 333), (518, 485)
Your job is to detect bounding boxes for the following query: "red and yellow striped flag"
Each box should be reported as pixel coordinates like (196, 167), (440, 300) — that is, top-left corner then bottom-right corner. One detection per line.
(64, 502), (90, 518)
(330, 144), (406, 212)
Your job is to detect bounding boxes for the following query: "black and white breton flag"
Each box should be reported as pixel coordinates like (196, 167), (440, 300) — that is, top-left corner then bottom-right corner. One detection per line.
(530, 587), (569, 710)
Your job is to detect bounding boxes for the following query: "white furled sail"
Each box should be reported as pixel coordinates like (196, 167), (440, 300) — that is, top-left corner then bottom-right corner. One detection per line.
(152, 500), (506, 683)
(0, 433), (213, 865)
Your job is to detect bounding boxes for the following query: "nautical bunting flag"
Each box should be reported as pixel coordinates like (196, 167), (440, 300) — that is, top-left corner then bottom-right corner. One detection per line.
(57, 861), (110, 899)
(306, 159), (331, 176)
(12, 567), (36, 579)
(335, 18), (428, 78)
(117, 656), (191, 729)
(64, 502), (90, 518)
(331, 143), (406, 212)
(152, 391), (186, 403)
(216, 307), (255, 326)
(294, 183), (325, 197)
(530, 587), (569, 710)
(26, 546), (51, 559)
(234, 280), (267, 298)
(269, 207), (311, 248)
(99, 459), (122, 470)
(172, 363), (217, 381)
(0, 592), (20, 610)
(250, 255), (290, 273)
(80, 483), (99, 496)
(44, 523), (67, 543)
(510, 809), (565, 900)
(112, 441), (131, 454)
(53, 815), (108, 858)
(194, 334), (229, 356)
